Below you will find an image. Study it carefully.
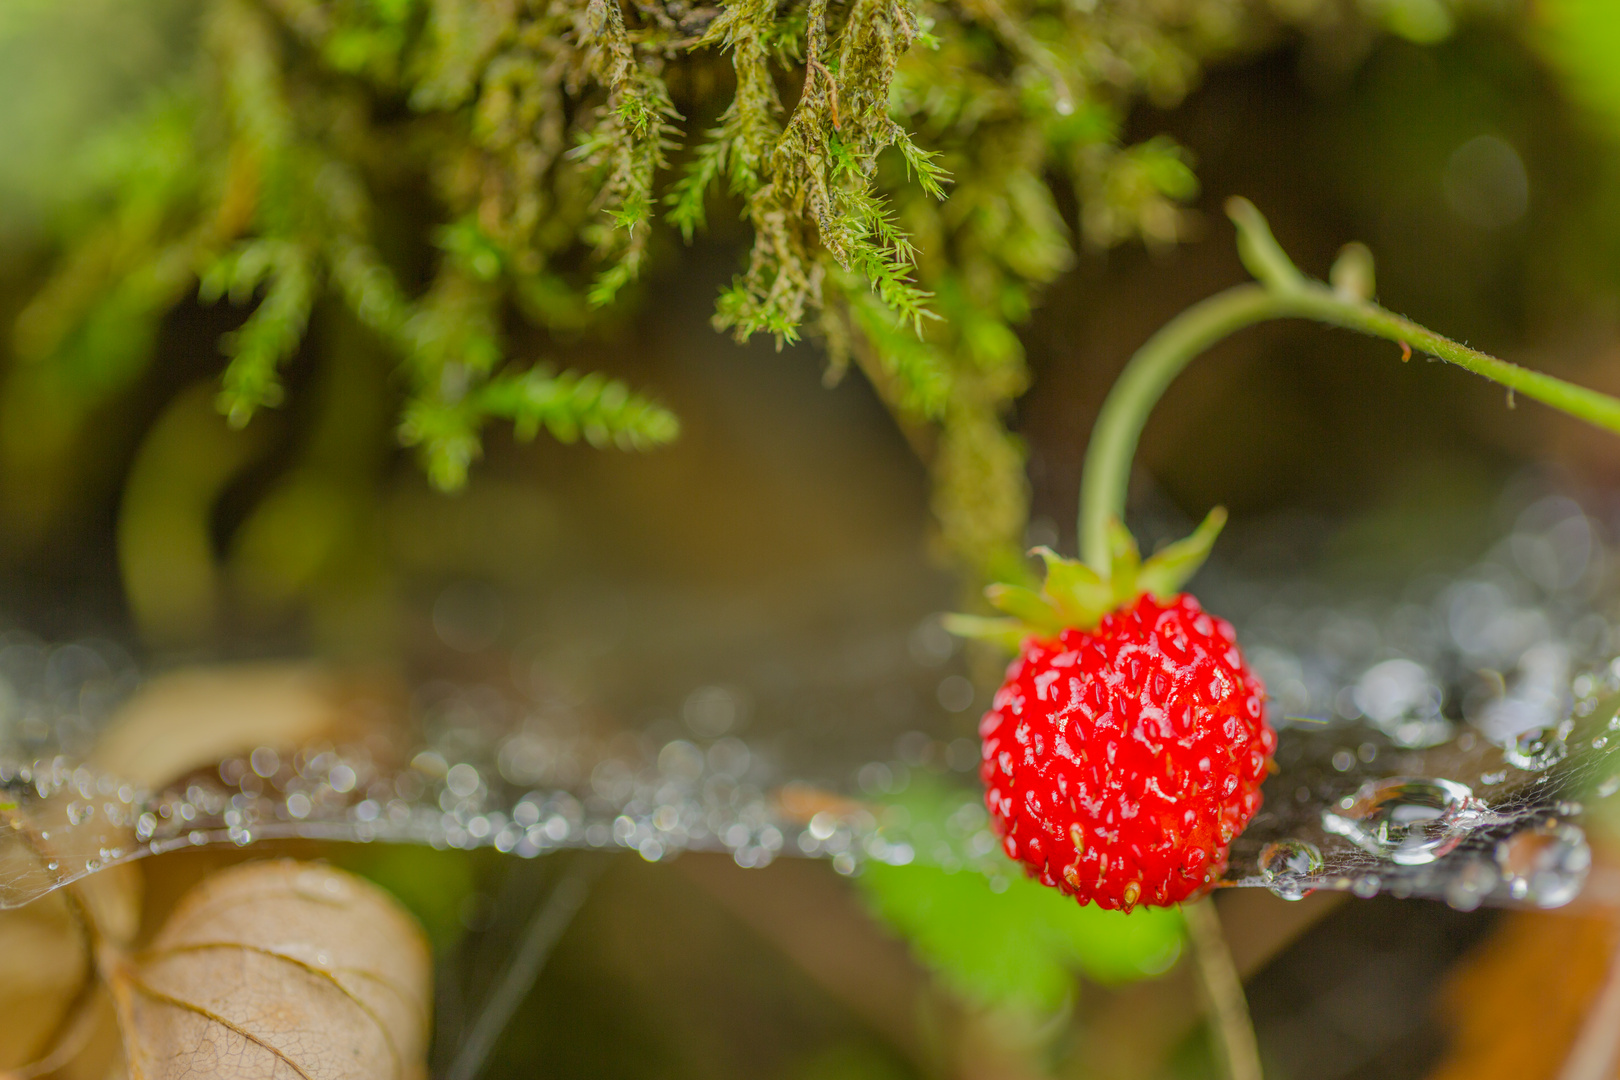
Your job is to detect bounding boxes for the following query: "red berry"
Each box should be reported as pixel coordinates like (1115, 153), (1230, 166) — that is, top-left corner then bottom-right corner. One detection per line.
(978, 592), (1273, 911)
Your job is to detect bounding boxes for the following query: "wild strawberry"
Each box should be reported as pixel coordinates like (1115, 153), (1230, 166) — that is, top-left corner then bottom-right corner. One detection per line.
(949, 510), (1274, 911)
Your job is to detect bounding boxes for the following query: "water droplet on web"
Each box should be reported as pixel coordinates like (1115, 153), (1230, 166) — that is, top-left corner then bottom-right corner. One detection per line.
(1495, 820), (1590, 909)
(1321, 778), (1491, 866)
(4, 492), (1620, 912)
(1258, 839), (1323, 900)
(1504, 722), (1572, 772)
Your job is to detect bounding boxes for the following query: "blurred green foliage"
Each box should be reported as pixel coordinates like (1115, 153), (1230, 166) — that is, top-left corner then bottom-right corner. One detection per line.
(1534, 0), (1620, 132)
(334, 842), (480, 948)
(861, 863), (1185, 1010)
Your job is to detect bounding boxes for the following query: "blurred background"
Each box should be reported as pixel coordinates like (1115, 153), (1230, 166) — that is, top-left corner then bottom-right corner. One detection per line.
(4, 0), (1620, 1078)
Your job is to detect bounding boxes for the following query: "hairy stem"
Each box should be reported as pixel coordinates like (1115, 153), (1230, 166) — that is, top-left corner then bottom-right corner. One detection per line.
(1183, 897), (1263, 1080)
(1078, 198), (1620, 572)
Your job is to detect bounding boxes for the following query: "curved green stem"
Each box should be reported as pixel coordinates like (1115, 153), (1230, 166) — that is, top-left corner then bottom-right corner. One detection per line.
(1079, 284), (1276, 572)
(1078, 199), (1620, 572)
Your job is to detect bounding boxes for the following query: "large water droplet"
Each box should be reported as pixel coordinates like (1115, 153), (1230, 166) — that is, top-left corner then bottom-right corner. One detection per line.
(1321, 777), (1489, 866)
(1503, 720), (1572, 772)
(1495, 820), (1591, 909)
(1259, 839), (1324, 901)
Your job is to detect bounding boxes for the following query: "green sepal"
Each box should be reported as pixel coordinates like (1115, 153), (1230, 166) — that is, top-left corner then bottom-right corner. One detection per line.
(1033, 547), (1113, 626)
(984, 582), (1068, 632)
(1136, 506), (1227, 600)
(941, 614), (1031, 652)
(946, 509), (1227, 653)
(1106, 518), (1141, 604)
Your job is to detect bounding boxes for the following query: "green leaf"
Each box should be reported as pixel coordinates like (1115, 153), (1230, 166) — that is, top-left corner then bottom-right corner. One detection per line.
(1370, 0), (1454, 44)
(1137, 506), (1227, 601)
(858, 779), (1186, 1011)
(860, 862), (1184, 1010)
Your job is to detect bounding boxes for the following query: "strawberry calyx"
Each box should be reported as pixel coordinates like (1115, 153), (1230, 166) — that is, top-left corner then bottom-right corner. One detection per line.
(945, 507), (1227, 649)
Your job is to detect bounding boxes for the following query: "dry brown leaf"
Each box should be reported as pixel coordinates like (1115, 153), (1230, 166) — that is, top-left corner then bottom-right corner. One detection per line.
(89, 664), (403, 787)
(108, 859), (431, 1080)
(1428, 906), (1620, 1080)
(0, 887), (88, 1069)
(0, 798), (139, 1076)
(0, 663), (398, 1074)
(2, 668), (426, 1078)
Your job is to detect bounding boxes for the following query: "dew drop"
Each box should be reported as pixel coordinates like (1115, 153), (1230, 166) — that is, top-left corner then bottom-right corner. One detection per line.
(250, 747), (281, 779)
(1443, 855), (1500, 912)
(445, 763), (481, 799)
(328, 763), (357, 793)
(1321, 777), (1490, 866)
(1351, 874), (1380, 898)
(1258, 839), (1323, 901)
(65, 801), (92, 826)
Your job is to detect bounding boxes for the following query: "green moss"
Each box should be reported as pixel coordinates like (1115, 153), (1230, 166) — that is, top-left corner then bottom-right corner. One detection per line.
(12, 0), (1478, 576)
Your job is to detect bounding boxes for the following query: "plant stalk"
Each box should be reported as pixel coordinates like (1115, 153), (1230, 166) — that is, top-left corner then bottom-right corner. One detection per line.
(1078, 198), (1620, 572)
(1183, 897), (1263, 1080)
